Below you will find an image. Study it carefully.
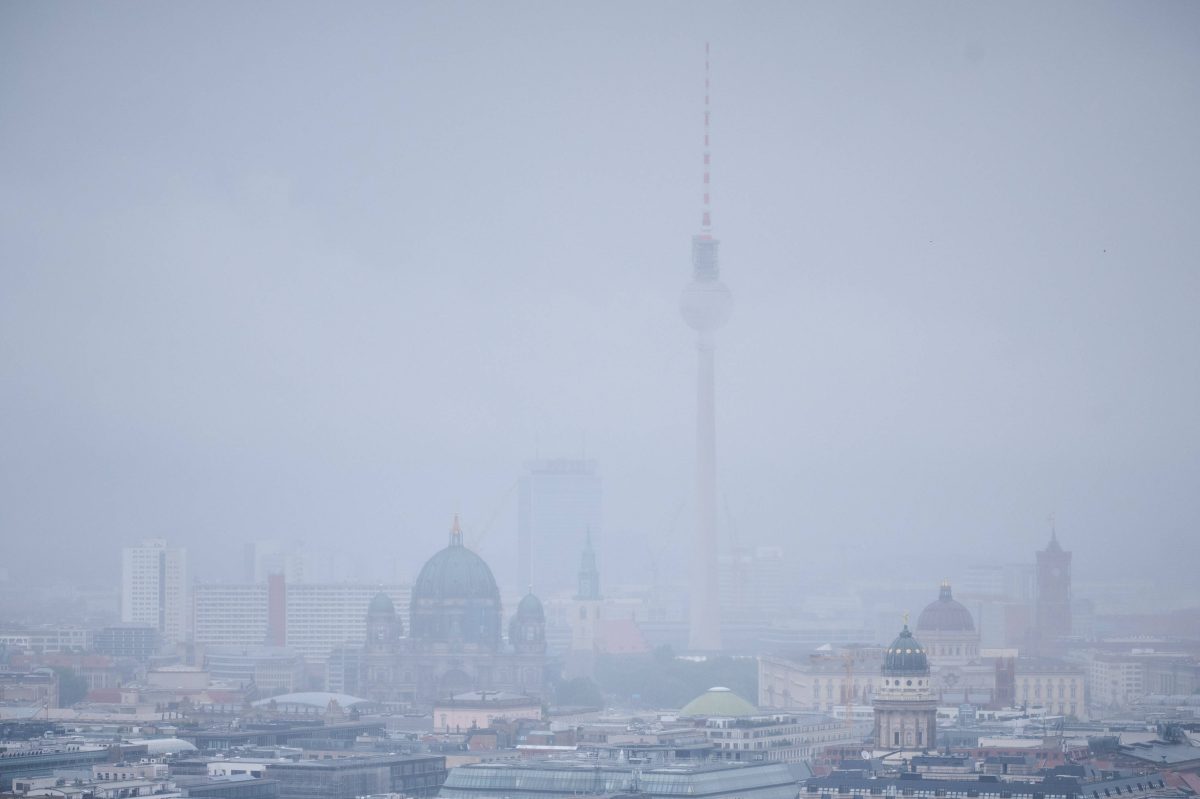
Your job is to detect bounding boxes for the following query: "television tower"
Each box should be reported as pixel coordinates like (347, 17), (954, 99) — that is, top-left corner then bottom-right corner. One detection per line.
(681, 43), (732, 652)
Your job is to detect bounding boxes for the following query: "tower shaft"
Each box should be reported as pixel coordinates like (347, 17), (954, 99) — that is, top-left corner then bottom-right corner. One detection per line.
(689, 330), (722, 651)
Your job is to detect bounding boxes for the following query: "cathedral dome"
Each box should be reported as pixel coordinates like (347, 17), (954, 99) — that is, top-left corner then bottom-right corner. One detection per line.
(410, 516), (502, 649)
(413, 544), (500, 604)
(916, 582), (975, 633)
(883, 625), (929, 674)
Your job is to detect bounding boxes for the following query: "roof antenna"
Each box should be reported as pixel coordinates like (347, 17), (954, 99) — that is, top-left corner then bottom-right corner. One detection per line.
(702, 41), (712, 234)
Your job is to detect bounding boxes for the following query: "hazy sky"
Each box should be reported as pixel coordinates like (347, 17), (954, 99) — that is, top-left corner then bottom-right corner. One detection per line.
(2, 2), (1198, 595)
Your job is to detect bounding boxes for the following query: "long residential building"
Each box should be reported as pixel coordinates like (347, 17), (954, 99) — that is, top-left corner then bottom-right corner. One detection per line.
(759, 648), (883, 713)
(0, 626), (92, 653)
(192, 583), (410, 661)
(703, 712), (867, 762)
(439, 759), (800, 799)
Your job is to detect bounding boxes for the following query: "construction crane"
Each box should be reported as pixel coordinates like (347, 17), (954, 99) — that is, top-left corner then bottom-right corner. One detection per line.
(465, 478), (520, 552)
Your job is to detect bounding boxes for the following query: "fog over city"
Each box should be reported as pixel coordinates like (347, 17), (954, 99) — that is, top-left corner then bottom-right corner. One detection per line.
(3, 1), (1198, 599)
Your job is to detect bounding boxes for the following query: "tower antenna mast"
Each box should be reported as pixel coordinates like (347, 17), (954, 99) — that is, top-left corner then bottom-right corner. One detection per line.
(702, 41), (712, 233)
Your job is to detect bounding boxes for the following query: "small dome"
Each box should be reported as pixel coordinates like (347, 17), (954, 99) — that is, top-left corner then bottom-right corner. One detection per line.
(516, 591), (544, 621)
(679, 686), (757, 718)
(916, 583), (975, 633)
(883, 625), (929, 674)
(368, 592), (396, 617)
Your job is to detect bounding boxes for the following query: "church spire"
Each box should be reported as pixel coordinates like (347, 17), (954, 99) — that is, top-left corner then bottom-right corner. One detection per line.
(449, 513), (463, 547)
(576, 528), (601, 600)
(1046, 513), (1062, 552)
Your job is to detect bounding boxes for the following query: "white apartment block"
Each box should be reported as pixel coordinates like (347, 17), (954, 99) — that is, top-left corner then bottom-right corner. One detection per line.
(192, 582), (410, 661)
(193, 584), (269, 648)
(285, 584), (410, 660)
(1088, 654), (1145, 710)
(0, 627), (92, 653)
(121, 539), (188, 647)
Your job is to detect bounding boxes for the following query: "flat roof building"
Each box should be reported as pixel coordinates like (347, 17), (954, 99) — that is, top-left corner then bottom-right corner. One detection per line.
(439, 759), (799, 799)
(265, 753), (445, 799)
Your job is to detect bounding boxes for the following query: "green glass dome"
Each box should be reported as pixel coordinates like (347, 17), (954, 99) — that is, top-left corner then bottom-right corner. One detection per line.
(679, 686), (757, 718)
(883, 625), (929, 674)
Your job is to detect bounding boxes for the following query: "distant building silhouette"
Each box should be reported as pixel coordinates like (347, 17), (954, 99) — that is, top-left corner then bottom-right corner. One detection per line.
(348, 515), (547, 707)
(1034, 528), (1072, 653)
(517, 458), (601, 594)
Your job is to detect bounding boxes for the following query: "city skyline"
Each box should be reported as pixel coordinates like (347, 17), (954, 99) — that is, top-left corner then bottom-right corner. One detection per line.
(2, 3), (1198, 591)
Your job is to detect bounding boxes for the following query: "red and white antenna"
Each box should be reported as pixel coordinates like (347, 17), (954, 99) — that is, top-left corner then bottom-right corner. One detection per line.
(702, 41), (712, 234)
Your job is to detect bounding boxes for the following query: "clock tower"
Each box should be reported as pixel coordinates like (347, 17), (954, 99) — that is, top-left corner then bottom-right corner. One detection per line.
(1034, 525), (1072, 653)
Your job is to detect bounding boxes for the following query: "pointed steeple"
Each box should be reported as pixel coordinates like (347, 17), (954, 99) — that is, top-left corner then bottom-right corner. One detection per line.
(576, 528), (601, 600)
(449, 513), (463, 547)
(1046, 514), (1062, 553)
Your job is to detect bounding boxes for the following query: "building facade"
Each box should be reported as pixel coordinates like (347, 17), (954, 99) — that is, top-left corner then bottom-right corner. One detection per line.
(518, 458), (602, 594)
(915, 583), (994, 705)
(873, 624), (937, 751)
(1014, 658), (1086, 719)
(192, 582), (410, 661)
(440, 760), (798, 799)
(121, 538), (188, 648)
(758, 647), (883, 713)
(1034, 531), (1072, 652)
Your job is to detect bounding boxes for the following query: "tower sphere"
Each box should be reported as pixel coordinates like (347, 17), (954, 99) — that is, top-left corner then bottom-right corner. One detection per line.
(680, 279), (733, 332)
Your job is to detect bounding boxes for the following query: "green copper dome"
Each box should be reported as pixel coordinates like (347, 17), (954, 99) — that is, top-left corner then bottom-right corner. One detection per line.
(679, 686), (757, 718)
(410, 516), (502, 649)
(883, 625), (929, 674)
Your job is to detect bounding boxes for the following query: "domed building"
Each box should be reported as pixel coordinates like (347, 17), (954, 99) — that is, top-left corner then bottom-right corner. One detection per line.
(410, 519), (502, 650)
(357, 516), (547, 707)
(915, 582), (993, 705)
(916, 582), (979, 666)
(872, 623), (937, 751)
(509, 591), (546, 655)
(366, 592), (403, 652)
(680, 686), (758, 718)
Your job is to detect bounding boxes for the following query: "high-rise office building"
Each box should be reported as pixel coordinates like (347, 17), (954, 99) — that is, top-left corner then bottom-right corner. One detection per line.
(243, 539), (306, 583)
(517, 458), (601, 593)
(120, 538), (188, 648)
